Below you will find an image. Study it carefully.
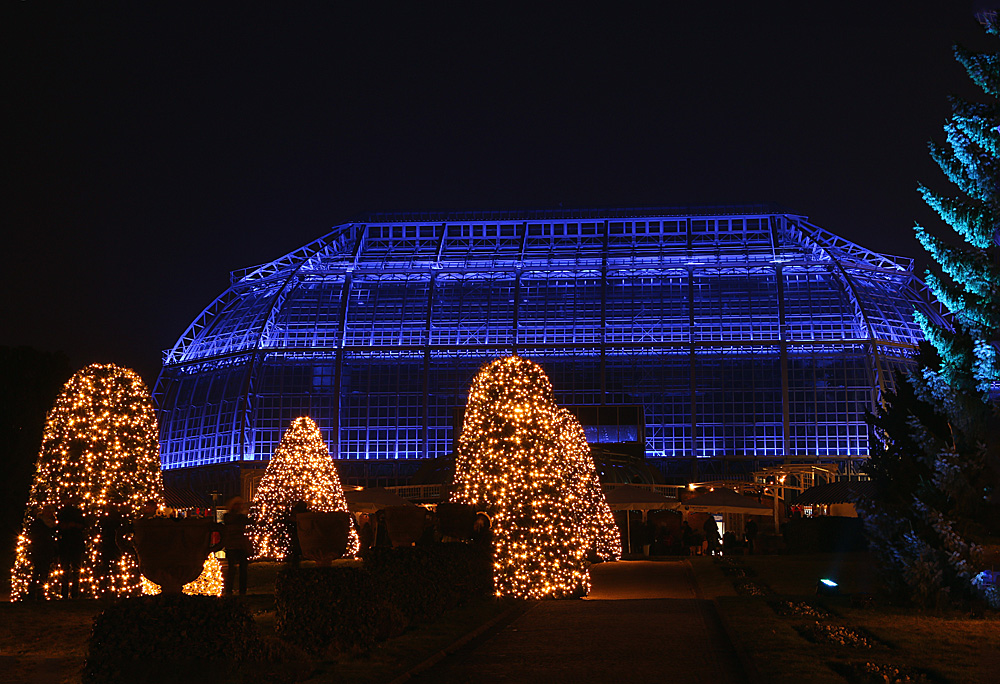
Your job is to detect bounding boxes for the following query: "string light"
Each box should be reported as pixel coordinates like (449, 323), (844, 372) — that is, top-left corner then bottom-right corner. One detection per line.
(10, 364), (164, 601)
(248, 417), (359, 559)
(140, 557), (224, 596)
(451, 356), (618, 599)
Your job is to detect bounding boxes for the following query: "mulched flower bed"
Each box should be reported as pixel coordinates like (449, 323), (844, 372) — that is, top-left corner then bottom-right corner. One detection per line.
(770, 600), (831, 619)
(734, 579), (771, 596)
(797, 621), (878, 648)
(831, 661), (939, 684)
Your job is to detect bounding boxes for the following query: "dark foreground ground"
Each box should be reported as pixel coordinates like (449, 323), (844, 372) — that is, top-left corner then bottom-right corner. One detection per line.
(416, 560), (747, 684)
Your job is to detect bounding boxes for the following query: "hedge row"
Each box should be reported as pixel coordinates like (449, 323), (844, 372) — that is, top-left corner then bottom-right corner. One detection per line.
(275, 541), (492, 654)
(83, 594), (264, 684)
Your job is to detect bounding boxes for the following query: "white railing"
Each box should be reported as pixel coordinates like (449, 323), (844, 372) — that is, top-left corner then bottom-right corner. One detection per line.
(602, 483), (682, 499)
(385, 484), (443, 501)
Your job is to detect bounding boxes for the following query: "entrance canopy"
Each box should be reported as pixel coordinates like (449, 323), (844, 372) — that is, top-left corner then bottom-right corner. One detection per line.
(345, 487), (415, 514)
(603, 485), (676, 511)
(678, 488), (771, 515)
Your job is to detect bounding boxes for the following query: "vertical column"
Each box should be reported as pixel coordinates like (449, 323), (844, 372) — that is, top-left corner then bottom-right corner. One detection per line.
(600, 220), (609, 404)
(422, 273), (435, 460)
(776, 265), (791, 459)
(512, 269), (521, 356)
(688, 263), (698, 480)
(332, 274), (353, 459)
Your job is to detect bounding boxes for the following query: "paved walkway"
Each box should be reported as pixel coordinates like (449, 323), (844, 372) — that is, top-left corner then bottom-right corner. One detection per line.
(418, 560), (747, 684)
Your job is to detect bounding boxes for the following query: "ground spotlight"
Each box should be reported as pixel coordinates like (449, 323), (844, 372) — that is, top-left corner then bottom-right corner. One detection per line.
(816, 578), (839, 596)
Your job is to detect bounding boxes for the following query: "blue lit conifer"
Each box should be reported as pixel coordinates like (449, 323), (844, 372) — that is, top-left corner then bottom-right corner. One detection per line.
(860, 15), (1000, 608)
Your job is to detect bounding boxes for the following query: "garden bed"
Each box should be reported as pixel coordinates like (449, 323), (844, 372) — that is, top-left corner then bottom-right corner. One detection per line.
(694, 553), (999, 684)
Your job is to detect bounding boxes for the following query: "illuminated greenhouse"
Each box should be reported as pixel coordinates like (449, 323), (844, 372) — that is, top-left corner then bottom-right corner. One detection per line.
(154, 205), (945, 490)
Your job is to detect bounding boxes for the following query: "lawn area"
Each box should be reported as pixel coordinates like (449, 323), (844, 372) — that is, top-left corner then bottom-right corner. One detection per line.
(0, 560), (511, 684)
(690, 552), (1000, 684)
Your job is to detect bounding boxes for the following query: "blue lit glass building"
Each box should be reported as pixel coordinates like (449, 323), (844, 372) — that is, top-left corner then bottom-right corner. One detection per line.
(154, 206), (945, 487)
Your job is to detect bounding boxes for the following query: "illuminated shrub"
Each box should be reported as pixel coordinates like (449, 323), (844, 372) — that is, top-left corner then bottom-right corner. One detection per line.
(140, 557), (224, 597)
(554, 408), (621, 562)
(452, 356), (615, 598)
(249, 417), (359, 559)
(10, 364), (163, 600)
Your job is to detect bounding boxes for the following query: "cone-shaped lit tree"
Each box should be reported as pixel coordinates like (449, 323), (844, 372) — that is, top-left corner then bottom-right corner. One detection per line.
(554, 408), (621, 562)
(249, 417), (358, 559)
(452, 356), (592, 599)
(10, 364), (163, 600)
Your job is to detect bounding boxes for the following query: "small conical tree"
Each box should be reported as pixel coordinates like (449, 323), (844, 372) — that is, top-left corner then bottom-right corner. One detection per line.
(859, 16), (1000, 609)
(555, 408), (621, 562)
(249, 417), (358, 559)
(452, 356), (590, 598)
(10, 364), (163, 600)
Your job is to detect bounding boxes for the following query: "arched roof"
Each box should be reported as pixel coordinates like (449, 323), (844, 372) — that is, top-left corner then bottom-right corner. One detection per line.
(163, 206), (944, 368)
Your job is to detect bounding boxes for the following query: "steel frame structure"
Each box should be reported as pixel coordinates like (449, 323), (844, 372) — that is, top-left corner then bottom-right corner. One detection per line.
(154, 205), (943, 477)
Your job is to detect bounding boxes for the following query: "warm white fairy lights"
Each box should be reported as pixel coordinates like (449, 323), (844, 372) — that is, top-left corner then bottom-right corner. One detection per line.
(141, 557), (224, 596)
(554, 408), (622, 562)
(10, 364), (164, 601)
(248, 417), (359, 559)
(451, 356), (617, 599)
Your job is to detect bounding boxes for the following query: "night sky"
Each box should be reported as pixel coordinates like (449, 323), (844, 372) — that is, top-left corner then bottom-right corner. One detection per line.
(3, 2), (992, 384)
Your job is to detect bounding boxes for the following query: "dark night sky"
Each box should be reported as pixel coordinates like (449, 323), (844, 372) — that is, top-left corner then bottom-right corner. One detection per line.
(2, 1), (992, 384)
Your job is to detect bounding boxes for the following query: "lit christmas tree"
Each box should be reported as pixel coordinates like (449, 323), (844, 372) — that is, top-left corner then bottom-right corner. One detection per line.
(452, 356), (593, 599)
(249, 417), (358, 559)
(10, 364), (163, 601)
(554, 408), (621, 562)
(859, 16), (1000, 608)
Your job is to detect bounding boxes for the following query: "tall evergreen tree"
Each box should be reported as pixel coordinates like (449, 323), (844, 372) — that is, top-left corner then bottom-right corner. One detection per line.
(859, 16), (1000, 609)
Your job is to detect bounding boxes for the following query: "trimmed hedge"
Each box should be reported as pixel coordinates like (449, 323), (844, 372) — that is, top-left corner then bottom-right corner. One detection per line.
(274, 564), (378, 654)
(84, 594), (264, 684)
(275, 542), (492, 654)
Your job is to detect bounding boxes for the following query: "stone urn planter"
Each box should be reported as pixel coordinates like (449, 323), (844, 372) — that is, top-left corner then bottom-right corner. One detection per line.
(297, 511), (351, 564)
(133, 518), (220, 594)
(436, 502), (476, 541)
(384, 505), (428, 547)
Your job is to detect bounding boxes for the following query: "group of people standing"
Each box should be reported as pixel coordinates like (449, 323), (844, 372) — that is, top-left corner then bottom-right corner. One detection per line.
(26, 496), (256, 600)
(26, 496), (490, 600)
(678, 515), (759, 556)
(26, 502), (88, 599)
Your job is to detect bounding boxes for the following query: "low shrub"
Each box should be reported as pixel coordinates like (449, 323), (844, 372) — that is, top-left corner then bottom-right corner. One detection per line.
(365, 541), (492, 633)
(84, 594), (263, 684)
(274, 565), (378, 654)
(275, 542), (492, 654)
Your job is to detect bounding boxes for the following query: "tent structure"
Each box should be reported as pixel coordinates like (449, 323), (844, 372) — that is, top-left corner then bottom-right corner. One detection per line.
(344, 487), (415, 514)
(791, 480), (874, 518)
(792, 481), (874, 506)
(603, 485), (677, 555)
(677, 488), (771, 515)
(603, 485), (675, 511)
